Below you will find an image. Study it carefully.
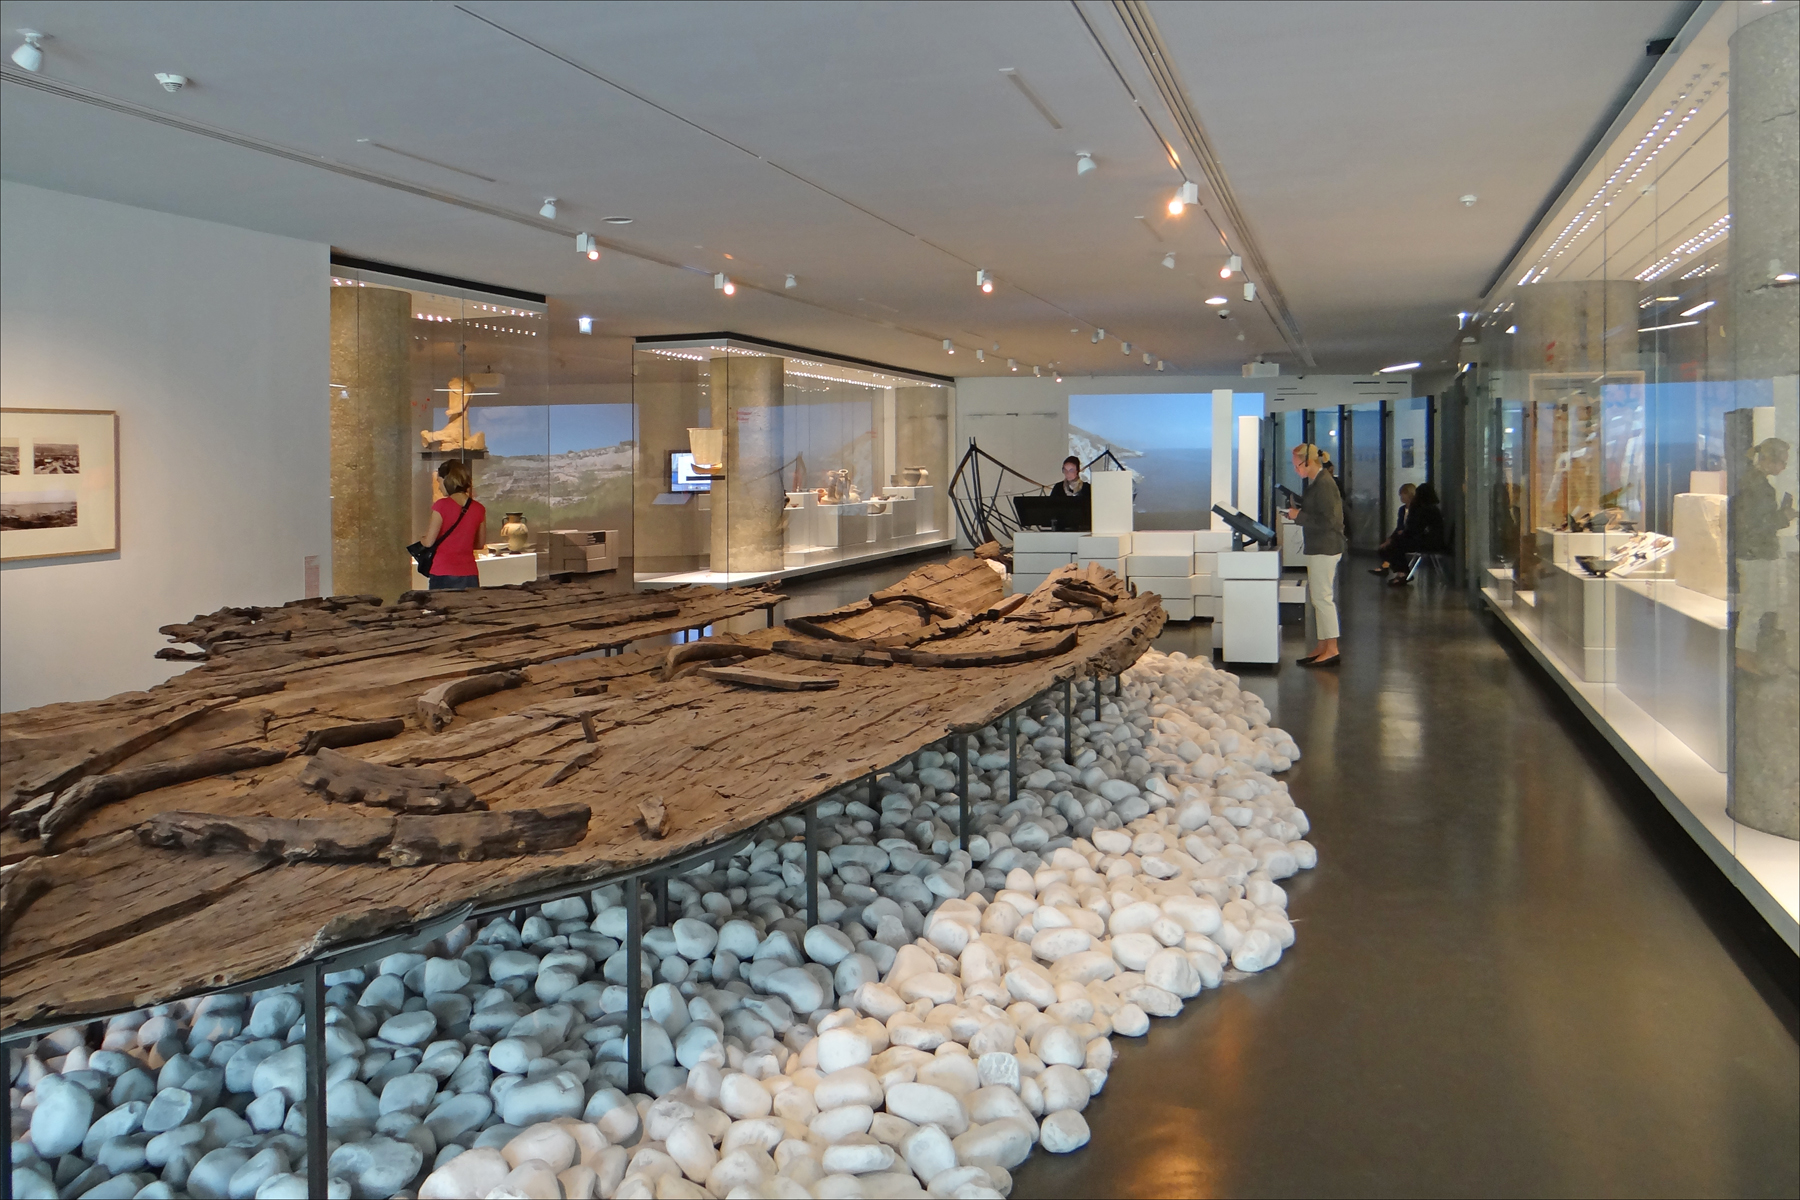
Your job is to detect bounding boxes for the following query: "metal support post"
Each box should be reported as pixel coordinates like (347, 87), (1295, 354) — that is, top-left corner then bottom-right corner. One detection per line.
(302, 962), (328, 1199)
(1007, 708), (1019, 803)
(804, 804), (820, 927)
(1062, 678), (1072, 759)
(1093, 671), (1101, 722)
(626, 876), (644, 1095)
(652, 876), (669, 927)
(958, 731), (971, 850)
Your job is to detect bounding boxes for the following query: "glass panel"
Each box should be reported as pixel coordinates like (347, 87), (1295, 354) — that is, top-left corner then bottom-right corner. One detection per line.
(1346, 402), (1383, 551)
(632, 338), (953, 584)
(1467, 0), (1797, 934)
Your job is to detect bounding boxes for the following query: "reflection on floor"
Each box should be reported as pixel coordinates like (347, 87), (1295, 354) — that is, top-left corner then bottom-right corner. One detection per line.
(776, 554), (1797, 1198)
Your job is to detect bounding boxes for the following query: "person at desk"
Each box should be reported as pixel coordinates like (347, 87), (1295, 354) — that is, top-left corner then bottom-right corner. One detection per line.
(1286, 443), (1345, 667)
(1056, 456), (1088, 501)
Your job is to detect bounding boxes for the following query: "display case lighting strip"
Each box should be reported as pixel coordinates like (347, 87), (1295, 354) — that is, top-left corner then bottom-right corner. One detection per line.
(1517, 67), (1724, 286)
(1634, 215), (1731, 281)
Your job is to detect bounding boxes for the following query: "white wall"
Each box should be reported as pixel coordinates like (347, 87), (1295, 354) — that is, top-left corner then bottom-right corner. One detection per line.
(1, 182), (329, 711)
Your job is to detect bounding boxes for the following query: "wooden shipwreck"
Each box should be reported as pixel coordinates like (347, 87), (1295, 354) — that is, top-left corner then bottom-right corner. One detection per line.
(0, 560), (1163, 1028)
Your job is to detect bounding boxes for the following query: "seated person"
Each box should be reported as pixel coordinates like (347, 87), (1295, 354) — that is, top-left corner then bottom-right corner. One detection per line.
(1389, 482), (1447, 585)
(1371, 483), (1417, 575)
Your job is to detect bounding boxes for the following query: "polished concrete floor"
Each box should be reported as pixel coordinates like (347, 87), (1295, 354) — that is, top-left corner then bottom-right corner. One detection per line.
(776, 554), (1800, 1199)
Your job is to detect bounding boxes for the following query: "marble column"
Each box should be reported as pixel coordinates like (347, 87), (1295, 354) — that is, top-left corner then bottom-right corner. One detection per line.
(329, 286), (411, 601)
(710, 355), (786, 574)
(1727, 3), (1799, 840)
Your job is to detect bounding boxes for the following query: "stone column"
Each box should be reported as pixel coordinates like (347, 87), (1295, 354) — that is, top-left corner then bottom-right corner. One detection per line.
(329, 286), (411, 600)
(633, 357), (708, 576)
(896, 385), (949, 533)
(710, 355), (786, 574)
(1727, 3), (1799, 840)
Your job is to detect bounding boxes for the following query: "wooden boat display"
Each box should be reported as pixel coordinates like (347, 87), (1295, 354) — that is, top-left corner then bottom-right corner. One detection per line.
(0, 559), (1163, 1029)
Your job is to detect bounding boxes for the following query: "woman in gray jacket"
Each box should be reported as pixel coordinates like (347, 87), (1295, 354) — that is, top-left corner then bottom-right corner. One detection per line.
(1285, 443), (1346, 667)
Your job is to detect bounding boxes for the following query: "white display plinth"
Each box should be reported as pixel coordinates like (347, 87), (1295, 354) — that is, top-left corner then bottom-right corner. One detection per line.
(1538, 561), (1618, 681)
(1212, 550), (1280, 664)
(1616, 578), (1730, 771)
(1090, 472), (1134, 533)
(410, 551), (538, 591)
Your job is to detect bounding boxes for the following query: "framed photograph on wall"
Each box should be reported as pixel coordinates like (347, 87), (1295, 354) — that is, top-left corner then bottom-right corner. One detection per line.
(1, 408), (120, 561)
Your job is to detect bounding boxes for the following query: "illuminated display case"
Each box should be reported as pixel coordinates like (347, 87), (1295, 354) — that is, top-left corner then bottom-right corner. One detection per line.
(631, 336), (954, 584)
(1467, 1), (1797, 944)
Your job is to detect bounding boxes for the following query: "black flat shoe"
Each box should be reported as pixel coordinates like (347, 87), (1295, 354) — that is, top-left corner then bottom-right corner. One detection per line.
(1367, 566), (1389, 575)
(1298, 654), (1340, 668)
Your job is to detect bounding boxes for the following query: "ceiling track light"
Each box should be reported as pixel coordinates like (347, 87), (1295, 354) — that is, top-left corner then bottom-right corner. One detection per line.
(976, 349), (985, 362)
(575, 232), (600, 261)
(943, 339), (955, 354)
(12, 29), (45, 72)
(976, 269), (994, 294)
(577, 316), (593, 335)
(1054, 373), (1063, 383)
(1142, 352), (1152, 365)
(1008, 358), (1017, 371)
(785, 274), (797, 289)
(1033, 366), (1041, 377)
(1220, 254), (1241, 279)
(1243, 282), (1257, 302)
(1091, 329), (1104, 344)
(1076, 151), (1096, 177)
(1156, 360), (1165, 372)
(1162, 253), (1176, 269)
(1168, 180), (1199, 216)
(1121, 342), (1132, 354)
(714, 272), (735, 295)
(540, 198), (558, 220)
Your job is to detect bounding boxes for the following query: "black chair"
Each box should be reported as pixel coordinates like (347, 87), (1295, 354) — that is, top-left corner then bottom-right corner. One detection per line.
(1403, 520), (1454, 586)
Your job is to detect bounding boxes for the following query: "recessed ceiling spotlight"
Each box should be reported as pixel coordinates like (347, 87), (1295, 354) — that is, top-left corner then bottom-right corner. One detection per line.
(1236, 332), (1246, 341)
(540, 198), (558, 219)
(1680, 299), (1715, 316)
(1776, 272), (1799, 283)
(577, 316), (593, 334)
(1168, 180), (1199, 216)
(154, 73), (188, 92)
(11, 30), (45, 73)
(1076, 151), (1096, 177)
(1461, 194), (1478, 206)
(976, 269), (994, 293)
(1220, 254), (1241, 279)
(1162, 253), (1176, 269)
(1204, 296), (1228, 306)
(785, 274), (797, 289)
(943, 339), (955, 354)
(1243, 282), (1257, 301)
(602, 216), (633, 225)
(575, 232), (600, 260)
(714, 272), (735, 295)
(1378, 361), (1422, 373)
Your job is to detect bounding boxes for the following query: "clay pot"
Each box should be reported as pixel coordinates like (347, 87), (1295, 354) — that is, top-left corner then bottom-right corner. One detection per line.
(901, 466), (929, 486)
(501, 512), (531, 553)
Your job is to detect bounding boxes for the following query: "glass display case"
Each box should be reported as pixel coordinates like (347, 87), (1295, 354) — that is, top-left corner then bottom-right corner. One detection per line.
(631, 336), (954, 583)
(1467, 0), (1797, 943)
(329, 265), (631, 599)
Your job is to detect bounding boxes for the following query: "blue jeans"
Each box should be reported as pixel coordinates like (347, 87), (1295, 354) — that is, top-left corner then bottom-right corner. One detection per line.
(429, 574), (480, 591)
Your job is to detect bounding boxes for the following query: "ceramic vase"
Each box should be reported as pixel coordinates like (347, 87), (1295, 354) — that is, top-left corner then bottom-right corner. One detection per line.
(501, 512), (531, 553)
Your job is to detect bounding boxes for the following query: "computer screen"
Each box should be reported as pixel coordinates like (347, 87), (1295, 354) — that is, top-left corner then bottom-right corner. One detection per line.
(669, 451), (712, 493)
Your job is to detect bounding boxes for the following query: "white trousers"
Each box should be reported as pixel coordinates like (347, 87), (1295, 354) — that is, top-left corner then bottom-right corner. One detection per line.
(1307, 553), (1342, 640)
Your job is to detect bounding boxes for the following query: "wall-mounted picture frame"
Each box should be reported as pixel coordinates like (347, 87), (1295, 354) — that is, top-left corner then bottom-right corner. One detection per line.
(0, 408), (120, 561)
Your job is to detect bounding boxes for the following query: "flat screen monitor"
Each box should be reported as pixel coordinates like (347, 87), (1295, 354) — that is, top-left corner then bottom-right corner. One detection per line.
(1014, 493), (1090, 532)
(670, 451), (712, 493)
(1211, 503), (1276, 547)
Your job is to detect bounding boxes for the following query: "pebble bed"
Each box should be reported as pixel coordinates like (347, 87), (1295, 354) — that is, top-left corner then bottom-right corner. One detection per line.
(8, 648), (1315, 1200)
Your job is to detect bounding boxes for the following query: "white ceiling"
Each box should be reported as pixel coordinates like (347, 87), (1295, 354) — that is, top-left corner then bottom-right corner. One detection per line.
(0, 0), (1691, 378)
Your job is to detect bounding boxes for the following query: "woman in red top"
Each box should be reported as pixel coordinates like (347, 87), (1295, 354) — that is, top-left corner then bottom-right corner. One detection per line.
(423, 459), (486, 591)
